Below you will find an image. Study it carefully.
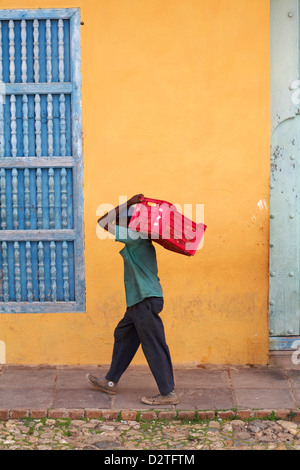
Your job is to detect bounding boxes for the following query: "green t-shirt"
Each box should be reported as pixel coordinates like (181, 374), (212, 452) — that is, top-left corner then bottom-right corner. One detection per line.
(115, 225), (163, 307)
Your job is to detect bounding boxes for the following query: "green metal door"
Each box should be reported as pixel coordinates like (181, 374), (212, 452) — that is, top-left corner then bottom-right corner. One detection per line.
(269, 0), (300, 349)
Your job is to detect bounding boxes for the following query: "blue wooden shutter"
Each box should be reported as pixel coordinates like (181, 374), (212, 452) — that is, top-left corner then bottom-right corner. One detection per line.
(0, 9), (85, 312)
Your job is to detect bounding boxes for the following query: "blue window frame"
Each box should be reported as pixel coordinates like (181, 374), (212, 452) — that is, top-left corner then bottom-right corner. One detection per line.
(0, 8), (85, 312)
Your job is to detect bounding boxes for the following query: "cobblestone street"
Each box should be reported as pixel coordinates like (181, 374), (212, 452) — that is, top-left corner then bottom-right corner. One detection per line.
(1, 416), (300, 451)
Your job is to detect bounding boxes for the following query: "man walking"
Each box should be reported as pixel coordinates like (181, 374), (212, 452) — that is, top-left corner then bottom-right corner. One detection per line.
(86, 194), (178, 405)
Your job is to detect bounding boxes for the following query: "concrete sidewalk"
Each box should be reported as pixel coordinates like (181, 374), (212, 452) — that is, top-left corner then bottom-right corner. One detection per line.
(0, 352), (299, 421)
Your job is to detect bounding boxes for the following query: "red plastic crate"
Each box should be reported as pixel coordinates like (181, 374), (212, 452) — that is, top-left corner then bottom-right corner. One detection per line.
(129, 197), (207, 256)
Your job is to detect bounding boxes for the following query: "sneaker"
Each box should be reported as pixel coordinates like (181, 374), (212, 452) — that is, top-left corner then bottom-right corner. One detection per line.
(141, 390), (179, 405)
(86, 373), (118, 395)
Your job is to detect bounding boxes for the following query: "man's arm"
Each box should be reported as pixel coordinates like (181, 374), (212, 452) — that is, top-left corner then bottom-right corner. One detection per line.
(97, 194), (144, 235)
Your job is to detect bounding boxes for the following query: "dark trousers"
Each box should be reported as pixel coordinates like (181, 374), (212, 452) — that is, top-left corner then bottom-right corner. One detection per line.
(105, 297), (175, 395)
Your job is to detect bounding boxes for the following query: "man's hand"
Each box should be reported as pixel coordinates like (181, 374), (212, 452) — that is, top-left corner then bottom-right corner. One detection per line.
(97, 194), (144, 234)
(128, 194), (144, 206)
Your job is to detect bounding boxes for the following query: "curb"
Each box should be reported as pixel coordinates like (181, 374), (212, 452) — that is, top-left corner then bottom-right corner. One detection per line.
(1, 408), (300, 422)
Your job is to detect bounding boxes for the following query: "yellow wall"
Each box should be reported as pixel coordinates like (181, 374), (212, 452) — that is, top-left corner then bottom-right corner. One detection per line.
(0, 0), (270, 365)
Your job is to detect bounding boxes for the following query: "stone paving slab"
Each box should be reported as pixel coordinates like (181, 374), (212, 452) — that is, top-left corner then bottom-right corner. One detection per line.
(0, 388), (53, 409)
(0, 368), (56, 409)
(0, 368), (57, 390)
(229, 368), (289, 389)
(174, 368), (230, 388)
(177, 387), (235, 410)
(53, 389), (111, 409)
(234, 388), (296, 410)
